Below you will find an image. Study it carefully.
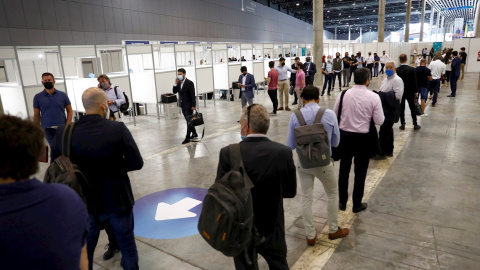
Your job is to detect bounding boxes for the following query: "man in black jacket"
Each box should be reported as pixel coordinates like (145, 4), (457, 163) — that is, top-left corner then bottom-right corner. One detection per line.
(396, 54), (421, 131)
(304, 57), (317, 86)
(290, 57), (300, 105)
(51, 87), (144, 270)
(173, 68), (197, 144)
(216, 104), (296, 270)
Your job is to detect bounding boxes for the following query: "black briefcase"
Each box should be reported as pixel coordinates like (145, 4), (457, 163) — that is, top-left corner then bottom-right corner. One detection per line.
(187, 111), (204, 127)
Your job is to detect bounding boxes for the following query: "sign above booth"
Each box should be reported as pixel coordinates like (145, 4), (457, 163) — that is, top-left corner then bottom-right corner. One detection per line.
(125, 40), (150, 45)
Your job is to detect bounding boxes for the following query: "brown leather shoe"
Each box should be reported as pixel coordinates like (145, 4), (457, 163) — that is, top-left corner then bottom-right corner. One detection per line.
(328, 227), (349, 240)
(285, 107), (291, 111)
(306, 235), (317, 246)
(278, 107), (284, 111)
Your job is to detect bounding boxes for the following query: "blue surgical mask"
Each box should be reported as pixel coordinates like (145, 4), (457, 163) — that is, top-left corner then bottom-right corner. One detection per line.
(386, 69), (394, 77)
(100, 82), (109, 90)
(178, 75), (184, 81)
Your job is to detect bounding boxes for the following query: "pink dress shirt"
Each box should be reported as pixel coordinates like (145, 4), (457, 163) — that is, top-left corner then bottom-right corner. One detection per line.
(333, 85), (385, 133)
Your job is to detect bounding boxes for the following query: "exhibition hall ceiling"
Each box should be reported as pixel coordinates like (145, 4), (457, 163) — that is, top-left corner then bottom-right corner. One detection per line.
(268, 0), (478, 34)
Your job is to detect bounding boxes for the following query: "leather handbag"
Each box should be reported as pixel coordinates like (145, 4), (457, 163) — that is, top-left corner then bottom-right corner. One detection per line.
(187, 111), (204, 127)
(331, 90), (348, 161)
(414, 96), (422, 116)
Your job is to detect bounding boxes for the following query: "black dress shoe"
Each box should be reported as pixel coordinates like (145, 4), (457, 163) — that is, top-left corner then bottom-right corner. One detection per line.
(103, 244), (120, 261)
(182, 138), (190, 144)
(352, 203), (368, 213)
(292, 101), (298, 105)
(339, 203), (346, 211)
(191, 133), (198, 139)
(371, 154), (386, 160)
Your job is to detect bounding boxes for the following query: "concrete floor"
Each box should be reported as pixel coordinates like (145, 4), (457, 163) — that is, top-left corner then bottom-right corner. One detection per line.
(35, 71), (480, 270)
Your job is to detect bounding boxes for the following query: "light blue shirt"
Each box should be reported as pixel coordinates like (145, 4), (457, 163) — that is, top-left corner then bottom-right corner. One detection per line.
(287, 103), (340, 155)
(104, 86), (126, 112)
(275, 65), (296, 80)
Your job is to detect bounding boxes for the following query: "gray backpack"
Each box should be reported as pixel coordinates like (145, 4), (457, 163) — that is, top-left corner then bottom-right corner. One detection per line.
(198, 144), (258, 258)
(294, 108), (331, 168)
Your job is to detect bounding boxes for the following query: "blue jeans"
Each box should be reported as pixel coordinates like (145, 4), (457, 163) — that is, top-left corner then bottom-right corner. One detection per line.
(87, 211), (138, 270)
(418, 87), (428, 100)
(44, 128), (57, 147)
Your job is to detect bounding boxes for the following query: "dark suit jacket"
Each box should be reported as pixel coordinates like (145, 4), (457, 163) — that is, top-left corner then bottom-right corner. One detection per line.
(303, 62), (317, 81)
(216, 137), (296, 253)
(451, 57), (461, 77)
(290, 63), (298, 85)
(173, 78), (196, 111)
(237, 73), (256, 99)
(396, 65), (418, 96)
(51, 115), (144, 214)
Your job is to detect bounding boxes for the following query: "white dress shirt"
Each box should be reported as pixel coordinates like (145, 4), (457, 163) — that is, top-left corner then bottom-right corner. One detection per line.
(366, 55), (375, 64)
(380, 54), (391, 64)
(380, 73), (404, 100)
(242, 74), (247, 91)
(428, 60), (446, 80)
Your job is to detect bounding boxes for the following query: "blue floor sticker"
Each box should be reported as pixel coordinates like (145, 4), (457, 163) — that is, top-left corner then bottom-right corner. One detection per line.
(133, 187), (208, 239)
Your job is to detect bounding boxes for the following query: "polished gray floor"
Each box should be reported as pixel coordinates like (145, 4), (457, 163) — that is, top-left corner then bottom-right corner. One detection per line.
(35, 71), (480, 270)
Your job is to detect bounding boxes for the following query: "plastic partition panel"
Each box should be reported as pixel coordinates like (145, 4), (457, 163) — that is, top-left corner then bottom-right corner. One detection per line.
(213, 64), (229, 89)
(196, 66), (214, 94)
(130, 72), (157, 103)
(155, 70), (177, 97)
(244, 61), (253, 76)
(229, 63), (241, 85)
(354, 43), (366, 56)
(0, 85), (28, 117)
(183, 66), (196, 92)
(63, 57), (77, 77)
(365, 43), (377, 54)
(66, 78), (98, 112)
(61, 47), (96, 57)
(263, 60), (269, 77)
(0, 48), (16, 59)
(253, 62), (264, 83)
(466, 39), (479, 72)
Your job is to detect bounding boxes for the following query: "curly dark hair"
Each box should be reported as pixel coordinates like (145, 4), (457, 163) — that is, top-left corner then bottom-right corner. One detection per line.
(0, 115), (44, 181)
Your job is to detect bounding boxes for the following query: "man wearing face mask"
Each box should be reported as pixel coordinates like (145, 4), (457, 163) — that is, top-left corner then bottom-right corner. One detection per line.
(332, 52), (344, 91)
(342, 52), (351, 88)
(173, 68), (198, 145)
(377, 61), (405, 160)
(356, 52), (365, 68)
(51, 88), (144, 270)
(33, 72), (73, 148)
(396, 54), (421, 131)
(97, 74), (126, 121)
(275, 57), (296, 111)
(321, 56), (334, 96)
(365, 52), (375, 79)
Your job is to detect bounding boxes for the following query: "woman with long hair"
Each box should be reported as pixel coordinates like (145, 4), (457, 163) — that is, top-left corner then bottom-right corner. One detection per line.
(442, 51), (452, 86)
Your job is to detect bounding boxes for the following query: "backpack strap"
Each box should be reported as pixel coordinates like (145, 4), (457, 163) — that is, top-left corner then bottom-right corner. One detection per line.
(294, 111), (307, 126)
(229, 144), (254, 189)
(337, 89), (348, 125)
(314, 107), (327, 124)
(113, 86), (119, 99)
(61, 122), (75, 158)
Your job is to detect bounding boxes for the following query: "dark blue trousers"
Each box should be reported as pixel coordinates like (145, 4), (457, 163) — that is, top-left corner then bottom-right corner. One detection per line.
(44, 127), (57, 147)
(450, 74), (459, 96)
(428, 79), (441, 105)
(87, 210), (138, 270)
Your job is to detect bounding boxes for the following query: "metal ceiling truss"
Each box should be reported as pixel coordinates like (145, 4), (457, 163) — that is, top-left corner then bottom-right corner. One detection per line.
(266, 0), (478, 34)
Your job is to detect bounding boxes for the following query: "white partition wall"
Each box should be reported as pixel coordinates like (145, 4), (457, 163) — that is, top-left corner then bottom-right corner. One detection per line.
(126, 45), (157, 110)
(274, 44), (282, 59)
(211, 44), (229, 92)
(153, 44), (177, 100)
(60, 46), (99, 113)
(175, 44), (197, 94)
(228, 63), (242, 86)
(253, 44), (264, 83)
(365, 43), (378, 55)
(195, 44), (214, 95)
(0, 47), (28, 118)
(227, 43), (240, 62)
(240, 43), (254, 76)
(17, 46), (65, 118)
(264, 44), (274, 77)
(354, 43), (366, 56)
(466, 38), (480, 72)
(96, 45), (131, 108)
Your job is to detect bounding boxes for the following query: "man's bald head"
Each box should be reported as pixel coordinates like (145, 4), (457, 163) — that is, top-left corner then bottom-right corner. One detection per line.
(82, 87), (108, 115)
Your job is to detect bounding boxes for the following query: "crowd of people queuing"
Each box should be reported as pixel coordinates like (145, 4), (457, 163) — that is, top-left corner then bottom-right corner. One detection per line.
(0, 44), (467, 270)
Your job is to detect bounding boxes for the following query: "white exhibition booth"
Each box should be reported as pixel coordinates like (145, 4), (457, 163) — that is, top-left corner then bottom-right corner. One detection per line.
(1, 39), (478, 123)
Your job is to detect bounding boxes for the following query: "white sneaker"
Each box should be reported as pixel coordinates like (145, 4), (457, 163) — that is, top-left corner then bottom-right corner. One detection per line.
(269, 112), (276, 116)
(420, 113), (428, 117)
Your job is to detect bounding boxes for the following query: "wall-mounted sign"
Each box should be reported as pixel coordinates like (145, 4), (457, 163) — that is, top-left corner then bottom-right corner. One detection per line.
(246, 1), (256, 14)
(125, 40), (150, 45)
(160, 41), (179, 44)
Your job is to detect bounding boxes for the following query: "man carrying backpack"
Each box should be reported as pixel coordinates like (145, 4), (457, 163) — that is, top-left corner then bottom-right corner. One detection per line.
(215, 104), (296, 270)
(51, 87), (143, 270)
(286, 86), (349, 246)
(98, 74), (127, 121)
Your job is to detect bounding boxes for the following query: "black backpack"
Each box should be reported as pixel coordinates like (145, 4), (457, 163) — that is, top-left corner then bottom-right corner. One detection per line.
(114, 86), (129, 113)
(198, 144), (257, 258)
(44, 123), (90, 208)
